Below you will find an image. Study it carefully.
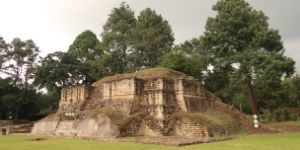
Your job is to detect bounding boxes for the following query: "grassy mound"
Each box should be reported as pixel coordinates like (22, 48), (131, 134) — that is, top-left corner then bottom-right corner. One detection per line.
(90, 107), (146, 127)
(177, 111), (236, 126)
(93, 67), (194, 86)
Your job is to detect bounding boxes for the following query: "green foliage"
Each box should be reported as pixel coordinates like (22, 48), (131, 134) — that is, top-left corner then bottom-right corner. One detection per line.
(0, 37), (46, 120)
(0, 77), (55, 120)
(199, 0), (295, 114)
(34, 51), (66, 92)
(101, 4), (174, 72)
(290, 75), (300, 107)
(259, 109), (298, 122)
(160, 52), (208, 80)
(175, 38), (203, 55)
(0, 37), (57, 120)
(232, 93), (251, 114)
(0, 36), (9, 70)
(35, 30), (101, 92)
(176, 111), (235, 126)
(266, 108), (298, 122)
(132, 8), (174, 69)
(3, 38), (39, 88)
(101, 2), (136, 73)
(64, 30), (102, 84)
(69, 30), (102, 62)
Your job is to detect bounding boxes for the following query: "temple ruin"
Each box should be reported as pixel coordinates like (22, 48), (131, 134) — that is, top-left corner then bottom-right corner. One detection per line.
(32, 68), (253, 141)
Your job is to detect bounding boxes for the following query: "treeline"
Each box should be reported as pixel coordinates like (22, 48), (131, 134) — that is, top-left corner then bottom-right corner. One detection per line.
(0, 0), (299, 121)
(0, 38), (58, 120)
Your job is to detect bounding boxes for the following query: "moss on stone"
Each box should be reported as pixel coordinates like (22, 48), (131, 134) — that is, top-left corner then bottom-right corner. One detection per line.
(90, 107), (146, 128)
(92, 67), (194, 86)
(177, 111), (236, 126)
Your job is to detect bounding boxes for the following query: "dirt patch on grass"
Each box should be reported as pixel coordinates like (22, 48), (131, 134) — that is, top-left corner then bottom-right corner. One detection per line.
(27, 137), (47, 141)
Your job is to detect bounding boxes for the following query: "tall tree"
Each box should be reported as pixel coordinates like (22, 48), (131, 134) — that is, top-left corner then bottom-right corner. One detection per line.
(132, 8), (174, 69)
(35, 30), (101, 92)
(34, 51), (67, 91)
(200, 0), (295, 114)
(66, 30), (102, 84)
(68, 30), (102, 62)
(101, 2), (136, 73)
(160, 51), (208, 80)
(1, 38), (40, 119)
(0, 36), (9, 71)
(4, 38), (39, 89)
(175, 38), (203, 55)
(289, 75), (300, 107)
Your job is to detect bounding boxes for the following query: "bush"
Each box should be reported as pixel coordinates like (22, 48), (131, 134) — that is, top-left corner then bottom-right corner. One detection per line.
(262, 108), (298, 122)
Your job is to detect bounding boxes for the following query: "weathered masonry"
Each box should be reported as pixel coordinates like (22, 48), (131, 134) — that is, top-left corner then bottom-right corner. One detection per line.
(32, 68), (251, 139)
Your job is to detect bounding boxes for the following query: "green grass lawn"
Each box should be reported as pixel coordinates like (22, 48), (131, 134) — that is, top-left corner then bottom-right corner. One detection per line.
(0, 132), (300, 150)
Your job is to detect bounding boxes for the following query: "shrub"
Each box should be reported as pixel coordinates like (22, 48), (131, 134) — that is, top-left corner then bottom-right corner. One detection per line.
(263, 108), (299, 122)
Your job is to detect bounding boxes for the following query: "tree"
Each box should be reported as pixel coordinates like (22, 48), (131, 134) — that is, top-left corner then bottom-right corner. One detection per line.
(0, 38), (42, 120)
(288, 75), (300, 107)
(160, 52), (208, 80)
(292, 75), (300, 106)
(0, 36), (9, 71)
(35, 30), (101, 90)
(132, 8), (174, 69)
(101, 2), (136, 73)
(69, 30), (102, 62)
(0, 77), (19, 119)
(34, 51), (67, 91)
(4, 38), (39, 89)
(174, 38), (203, 55)
(66, 30), (102, 84)
(200, 0), (295, 114)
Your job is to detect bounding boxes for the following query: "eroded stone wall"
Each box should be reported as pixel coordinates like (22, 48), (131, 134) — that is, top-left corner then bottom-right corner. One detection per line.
(86, 78), (141, 115)
(182, 79), (210, 113)
(59, 85), (90, 112)
(102, 78), (136, 100)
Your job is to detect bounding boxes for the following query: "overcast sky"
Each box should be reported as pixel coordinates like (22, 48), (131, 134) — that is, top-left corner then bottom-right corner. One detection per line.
(0, 0), (299, 71)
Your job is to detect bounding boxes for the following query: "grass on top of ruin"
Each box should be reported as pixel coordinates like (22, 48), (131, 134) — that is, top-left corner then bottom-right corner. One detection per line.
(1, 132), (300, 150)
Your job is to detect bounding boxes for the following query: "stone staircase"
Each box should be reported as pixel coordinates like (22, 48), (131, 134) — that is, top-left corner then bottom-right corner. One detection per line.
(144, 116), (163, 135)
(120, 121), (142, 137)
(162, 118), (175, 136)
(180, 118), (209, 138)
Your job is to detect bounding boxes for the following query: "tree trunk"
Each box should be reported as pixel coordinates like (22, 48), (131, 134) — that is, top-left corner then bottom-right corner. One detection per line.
(122, 42), (127, 73)
(245, 80), (258, 115)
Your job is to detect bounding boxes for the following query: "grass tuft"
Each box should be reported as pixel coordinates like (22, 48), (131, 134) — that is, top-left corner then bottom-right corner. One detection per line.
(176, 111), (236, 126)
(89, 107), (146, 127)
